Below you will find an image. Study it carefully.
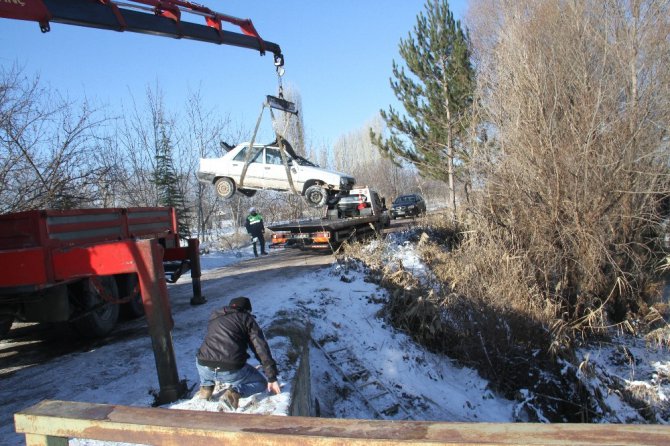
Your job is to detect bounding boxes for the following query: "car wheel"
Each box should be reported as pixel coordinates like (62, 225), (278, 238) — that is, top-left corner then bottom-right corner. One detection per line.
(304, 185), (328, 207)
(238, 188), (257, 197)
(215, 177), (236, 199)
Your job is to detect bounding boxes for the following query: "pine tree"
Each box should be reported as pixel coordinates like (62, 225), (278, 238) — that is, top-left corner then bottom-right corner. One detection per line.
(154, 124), (190, 239)
(372, 0), (474, 214)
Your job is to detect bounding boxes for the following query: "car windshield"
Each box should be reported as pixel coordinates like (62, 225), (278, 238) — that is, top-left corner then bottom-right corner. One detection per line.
(394, 196), (417, 205)
(292, 155), (317, 167)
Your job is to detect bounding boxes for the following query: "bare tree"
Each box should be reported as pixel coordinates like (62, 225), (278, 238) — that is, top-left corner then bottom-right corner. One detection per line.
(0, 65), (108, 212)
(331, 116), (433, 203)
(107, 84), (184, 209)
(183, 88), (234, 240)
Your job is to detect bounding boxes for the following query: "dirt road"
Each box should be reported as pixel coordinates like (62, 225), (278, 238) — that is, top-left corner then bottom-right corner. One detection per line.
(0, 248), (335, 380)
(0, 215), (416, 380)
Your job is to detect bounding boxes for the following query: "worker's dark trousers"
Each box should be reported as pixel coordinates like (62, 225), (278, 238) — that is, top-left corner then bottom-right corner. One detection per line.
(252, 235), (266, 256)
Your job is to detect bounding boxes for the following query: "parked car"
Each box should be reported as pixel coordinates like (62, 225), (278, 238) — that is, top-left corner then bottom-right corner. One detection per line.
(197, 140), (356, 207)
(390, 194), (426, 219)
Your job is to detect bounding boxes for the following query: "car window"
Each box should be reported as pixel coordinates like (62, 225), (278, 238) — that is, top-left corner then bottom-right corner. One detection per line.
(233, 146), (262, 163)
(265, 147), (285, 165)
(339, 194), (368, 205)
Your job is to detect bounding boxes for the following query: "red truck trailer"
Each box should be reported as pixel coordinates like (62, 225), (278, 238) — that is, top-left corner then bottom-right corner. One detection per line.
(0, 206), (204, 338)
(0, 206), (204, 403)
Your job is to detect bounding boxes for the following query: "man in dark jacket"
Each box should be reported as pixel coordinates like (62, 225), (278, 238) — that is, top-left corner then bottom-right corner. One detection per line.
(245, 207), (267, 256)
(195, 297), (280, 409)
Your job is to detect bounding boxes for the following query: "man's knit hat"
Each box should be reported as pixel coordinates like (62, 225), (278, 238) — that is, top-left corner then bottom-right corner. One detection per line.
(229, 296), (252, 312)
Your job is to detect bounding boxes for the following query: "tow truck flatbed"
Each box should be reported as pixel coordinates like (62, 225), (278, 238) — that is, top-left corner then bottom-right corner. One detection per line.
(269, 187), (390, 250)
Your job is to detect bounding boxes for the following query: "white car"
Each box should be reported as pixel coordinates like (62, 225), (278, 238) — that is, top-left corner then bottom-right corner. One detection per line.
(197, 140), (356, 207)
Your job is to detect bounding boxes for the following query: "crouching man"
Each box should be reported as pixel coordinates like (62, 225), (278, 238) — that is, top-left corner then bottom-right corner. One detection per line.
(195, 296), (281, 410)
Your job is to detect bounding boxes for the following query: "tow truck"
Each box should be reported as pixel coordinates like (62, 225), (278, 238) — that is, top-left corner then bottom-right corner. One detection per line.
(269, 186), (391, 250)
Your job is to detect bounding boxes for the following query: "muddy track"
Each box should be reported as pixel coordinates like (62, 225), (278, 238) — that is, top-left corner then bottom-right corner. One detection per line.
(0, 249), (335, 381)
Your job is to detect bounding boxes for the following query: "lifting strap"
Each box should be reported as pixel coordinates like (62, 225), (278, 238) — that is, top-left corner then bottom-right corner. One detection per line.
(238, 93), (300, 196)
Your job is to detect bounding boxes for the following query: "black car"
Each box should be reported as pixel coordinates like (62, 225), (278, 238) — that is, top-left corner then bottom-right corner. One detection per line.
(391, 194), (426, 219)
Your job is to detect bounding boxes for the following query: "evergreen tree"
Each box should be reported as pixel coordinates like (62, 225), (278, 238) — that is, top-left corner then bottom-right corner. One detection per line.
(154, 124), (190, 239)
(372, 0), (474, 214)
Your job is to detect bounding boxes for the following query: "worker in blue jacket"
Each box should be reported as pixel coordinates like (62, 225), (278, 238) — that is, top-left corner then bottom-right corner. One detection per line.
(245, 207), (267, 256)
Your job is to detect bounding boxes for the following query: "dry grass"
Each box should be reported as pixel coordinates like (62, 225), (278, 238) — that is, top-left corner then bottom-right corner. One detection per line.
(344, 213), (669, 420)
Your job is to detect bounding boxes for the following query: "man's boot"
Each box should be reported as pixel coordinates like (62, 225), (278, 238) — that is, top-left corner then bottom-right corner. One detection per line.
(221, 388), (241, 410)
(196, 385), (214, 400)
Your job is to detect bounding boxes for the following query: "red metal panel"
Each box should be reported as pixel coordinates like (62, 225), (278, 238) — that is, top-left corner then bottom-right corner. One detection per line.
(0, 248), (49, 287)
(0, 207), (179, 251)
(0, 210), (43, 250)
(45, 210), (126, 247)
(162, 247), (188, 262)
(51, 240), (140, 279)
(126, 207), (176, 239)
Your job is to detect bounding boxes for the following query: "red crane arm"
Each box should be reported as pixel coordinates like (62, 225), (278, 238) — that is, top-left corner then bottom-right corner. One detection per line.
(0, 0), (283, 63)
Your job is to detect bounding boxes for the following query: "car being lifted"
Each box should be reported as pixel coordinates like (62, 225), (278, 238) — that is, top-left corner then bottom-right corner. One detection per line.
(197, 138), (356, 207)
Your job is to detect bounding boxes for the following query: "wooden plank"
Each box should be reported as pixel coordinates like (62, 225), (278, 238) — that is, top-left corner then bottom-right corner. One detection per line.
(24, 433), (68, 446)
(15, 400), (670, 446)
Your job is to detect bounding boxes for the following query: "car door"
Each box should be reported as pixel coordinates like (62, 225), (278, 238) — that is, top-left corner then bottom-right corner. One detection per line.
(230, 146), (264, 188)
(262, 147), (292, 190)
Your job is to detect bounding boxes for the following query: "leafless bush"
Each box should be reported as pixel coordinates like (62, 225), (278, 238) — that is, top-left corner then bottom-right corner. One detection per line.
(467, 0), (670, 336)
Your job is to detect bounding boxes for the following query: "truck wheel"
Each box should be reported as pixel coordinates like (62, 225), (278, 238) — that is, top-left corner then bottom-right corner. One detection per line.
(0, 311), (14, 338)
(215, 177), (236, 199)
(73, 277), (120, 337)
(305, 185), (328, 207)
(118, 274), (144, 319)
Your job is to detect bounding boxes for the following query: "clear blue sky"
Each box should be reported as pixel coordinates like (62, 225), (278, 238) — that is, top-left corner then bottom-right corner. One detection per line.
(1, 1), (468, 146)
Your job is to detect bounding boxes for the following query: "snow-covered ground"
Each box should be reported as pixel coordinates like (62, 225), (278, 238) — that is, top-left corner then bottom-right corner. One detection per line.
(2, 236), (669, 445)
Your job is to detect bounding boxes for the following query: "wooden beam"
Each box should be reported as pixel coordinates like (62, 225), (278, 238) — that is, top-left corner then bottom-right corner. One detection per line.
(15, 400), (670, 445)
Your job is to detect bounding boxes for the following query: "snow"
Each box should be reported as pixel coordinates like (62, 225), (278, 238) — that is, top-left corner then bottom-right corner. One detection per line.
(1, 237), (669, 445)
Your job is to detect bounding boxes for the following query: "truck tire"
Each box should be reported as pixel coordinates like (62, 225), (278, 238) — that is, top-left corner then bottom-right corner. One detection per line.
(215, 177), (236, 199)
(304, 185), (328, 207)
(117, 274), (144, 319)
(73, 277), (120, 337)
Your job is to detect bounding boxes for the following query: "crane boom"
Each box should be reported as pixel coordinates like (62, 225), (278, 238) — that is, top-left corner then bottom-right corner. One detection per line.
(0, 0), (283, 64)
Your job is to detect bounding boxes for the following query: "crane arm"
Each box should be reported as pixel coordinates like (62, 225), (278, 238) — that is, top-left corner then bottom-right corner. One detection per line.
(0, 0), (283, 65)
